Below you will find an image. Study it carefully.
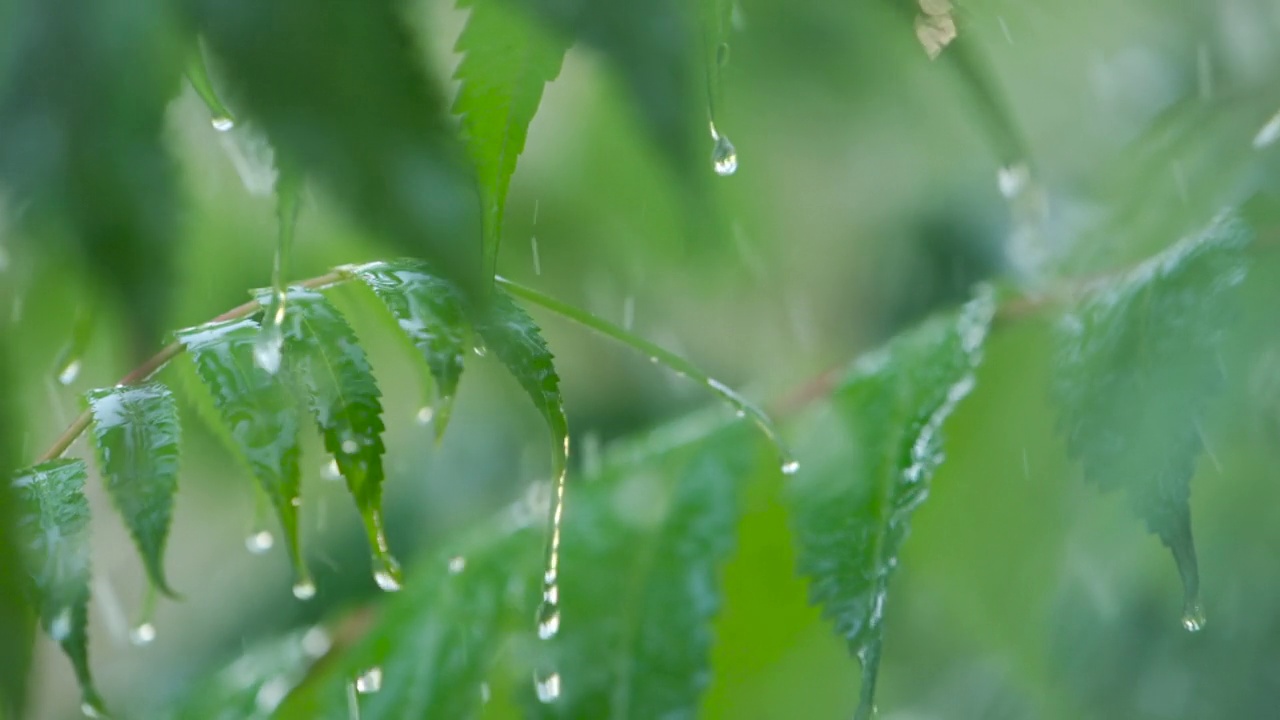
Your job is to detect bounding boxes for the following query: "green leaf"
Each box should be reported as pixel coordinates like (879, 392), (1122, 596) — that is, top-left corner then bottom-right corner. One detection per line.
(453, 0), (570, 280)
(275, 519), (541, 719)
(277, 289), (395, 589)
(11, 459), (105, 716)
(1052, 212), (1253, 630)
(176, 317), (308, 587)
(476, 288), (568, 477)
(352, 261), (471, 439)
(0, 482), (32, 720)
(787, 289), (996, 720)
(521, 419), (754, 717)
(85, 382), (181, 596)
(187, 0), (484, 296)
(0, 0), (185, 350)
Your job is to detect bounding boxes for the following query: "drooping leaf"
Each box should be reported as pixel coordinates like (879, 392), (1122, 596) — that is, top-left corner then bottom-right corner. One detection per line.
(697, 0), (732, 126)
(275, 289), (395, 588)
(352, 261), (471, 439)
(85, 382), (182, 596)
(187, 0), (484, 296)
(0, 0), (185, 352)
(275, 518), (541, 719)
(788, 289), (996, 720)
(521, 418), (754, 717)
(476, 288), (568, 477)
(453, 0), (571, 279)
(11, 459), (105, 716)
(176, 317), (307, 584)
(1052, 212), (1252, 629)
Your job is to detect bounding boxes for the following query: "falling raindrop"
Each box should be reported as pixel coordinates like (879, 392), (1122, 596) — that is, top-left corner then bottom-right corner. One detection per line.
(129, 622), (156, 647)
(534, 672), (562, 703)
(292, 579), (317, 601)
(255, 163), (301, 375)
(245, 529), (275, 554)
(211, 116), (235, 132)
(355, 667), (383, 694)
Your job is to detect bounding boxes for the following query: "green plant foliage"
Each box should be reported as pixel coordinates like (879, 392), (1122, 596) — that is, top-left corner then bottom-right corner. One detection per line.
(0, 0), (185, 350)
(352, 261), (471, 439)
(521, 419), (755, 718)
(176, 317), (307, 584)
(1052, 212), (1253, 629)
(453, 0), (571, 279)
(11, 459), (103, 716)
(274, 289), (395, 588)
(186, 0), (483, 294)
(788, 289), (997, 720)
(86, 382), (182, 596)
(0, 480), (30, 720)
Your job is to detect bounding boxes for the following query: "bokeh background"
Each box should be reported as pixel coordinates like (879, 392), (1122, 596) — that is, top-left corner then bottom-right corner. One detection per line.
(6, 0), (1280, 717)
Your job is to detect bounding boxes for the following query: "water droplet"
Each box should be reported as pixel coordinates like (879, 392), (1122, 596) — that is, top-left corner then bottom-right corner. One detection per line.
(735, 409), (746, 419)
(534, 672), (562, 703)
(57, 359), (81, 386)
(997, 164), (1030, 199)
(711, 134), (738, 176)
(448, 556), (466, 574)
(245, 529), (274, 554)
(129, 621), (156, 646)
(292, 579), (317, 601)
(211, 116), (235, 132)
(1181, 601), (1207, 632)
(416, 406), (434, 425)
(1254, 109), (1280, 149)
(301, 626), (331, 657)
(373, 555), (403, 592)
(537, 608), (561, 639)
(80, 699), (107, 719)
(355, 667), (383, 694)
(473, 343), (488, 357)
(781, 459), (800, 475)
(341, 439), (359, 454)
(321, 459), (341, 481)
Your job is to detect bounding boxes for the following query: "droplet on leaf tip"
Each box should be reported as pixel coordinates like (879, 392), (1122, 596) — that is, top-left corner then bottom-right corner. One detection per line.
(129, 622), (156, 646)
(781, 459), (800, 475)
(712, 134), (738, 176)
(416, 406), (434, 425)
(321, 459), (341, 481)
(211, 116), (235, 132)
(1182, 601), (1207, 632)
(80, 699), (107, 719)
(355, 667), (383, 694)
(57, 359), (82, 386)
(373, 556), (403, 592)
(291, 579), (317, 601)
(534, 672), (562, 703)
(245, 530), (274, 554)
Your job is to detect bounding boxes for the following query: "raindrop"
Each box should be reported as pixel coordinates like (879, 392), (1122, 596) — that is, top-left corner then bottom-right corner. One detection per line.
(245, 530), (275, 554)
(373, 562), (403, 592)
(534, 672), (562, 703)
(292, 579), (317, 601)
(322, 459), (341, 481)
(57, 359), (82, 386)
(473, 343), (488, 357)
(211, 116), (235, 132)
(341, 439), (359, 454)
(129, 622), (156, 646)
(537, 608), (561, 640)
(711, 131), (738, 176)
(448, 556), (466, 574)
(416, 406), (434, 425)
(735, 409), (746, 419)
(355, 667), (383, 694)
(1182, 601), (1207, 632)
(997, 163), (1030, 199)
(80, 699), (107, 719)
(781, 459), (800, 475)
(301, 626), (332, 657)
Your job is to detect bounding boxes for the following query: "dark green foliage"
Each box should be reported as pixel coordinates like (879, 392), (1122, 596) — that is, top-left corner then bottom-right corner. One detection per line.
(0, 346), (31, 720)
(177, 317), (307, 580)
(1053, 212), (1253, 624)
(186, 0), (484, 295)
(788, 290), (996, 719)
(0, 0), (184, 351)
(86, 382), (182, 596)
(11, 459), (103, 715)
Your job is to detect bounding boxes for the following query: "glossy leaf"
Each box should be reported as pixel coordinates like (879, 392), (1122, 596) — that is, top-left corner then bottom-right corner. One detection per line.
(521, 418), (754, 717)
(788, 289), (996, 720)
(477, 288), (568, 476)
(86, 382), (181, 596)
(1053, 212), (1252, 627)
(352, 261), (471, 439)
(187, 0), (484, 296)
(176, 317), (307, 582)
(11, 459), (104, 715)
(453, 0), (570, 279)
(0, 0), (184, 351)
(276, 289), (394, 587)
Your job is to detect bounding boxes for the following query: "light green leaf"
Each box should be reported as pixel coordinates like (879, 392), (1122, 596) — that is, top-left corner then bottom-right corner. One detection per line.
(521, 419), (754, 717)
(1053, 212), (1252, 629)
(86, 382), (181, 596)
(11, 459), (105, 716)
(277, 289), (395, 588)
(453, 0), (570, 279)
(477, 288), (568, 477)
(176, 317), (307, 585)
(788, 289), (996, 720)
(352, 261), (471, 439)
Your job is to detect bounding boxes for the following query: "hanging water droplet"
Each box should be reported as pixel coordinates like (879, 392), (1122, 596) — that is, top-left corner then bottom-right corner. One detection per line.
(711, 133), (738, 176)
(1181, 601), (1207, 632)
(129, 621), (156, 646)
(448, 556), (466, 574)
(781, 459), (800, 475)
(80, 699), (107, 719)
(57, 359), (82, 386)
(292, 579), (317, 601)
(211, 116), (235, 132)
(416, 406), (434, 425)
(997, 163), (1030, 199)
(321, 459), (341, 481)
(373, 557), (403, 592)
(355, 667), (383, 694)
(534, 672), (562, 703)
(245, 529), (275, 554)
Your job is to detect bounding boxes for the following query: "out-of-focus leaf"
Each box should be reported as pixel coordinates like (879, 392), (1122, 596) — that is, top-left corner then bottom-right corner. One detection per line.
(275, 518), (541, 719)
(1053, 212), (1252, 628)
(276, 289), (395, 588)
(86, 382), (181, 596)
(11, 459), (104, 716)
(476, 288), (568, 476)
(453, 0), (570, 279)
(0, 345), (31, 719)
(153, 626), (331, 719)
(176, 317), (307, 583)
(187, 0), (483, 296)
(352, 261), (471, 439)
(520, 418), (754, 717)
(788, 289), (996, 720)
(0, 0), (184, 352)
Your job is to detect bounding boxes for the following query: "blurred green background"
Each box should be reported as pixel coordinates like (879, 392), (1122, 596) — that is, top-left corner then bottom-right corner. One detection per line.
(6, 0), (1280, 717)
